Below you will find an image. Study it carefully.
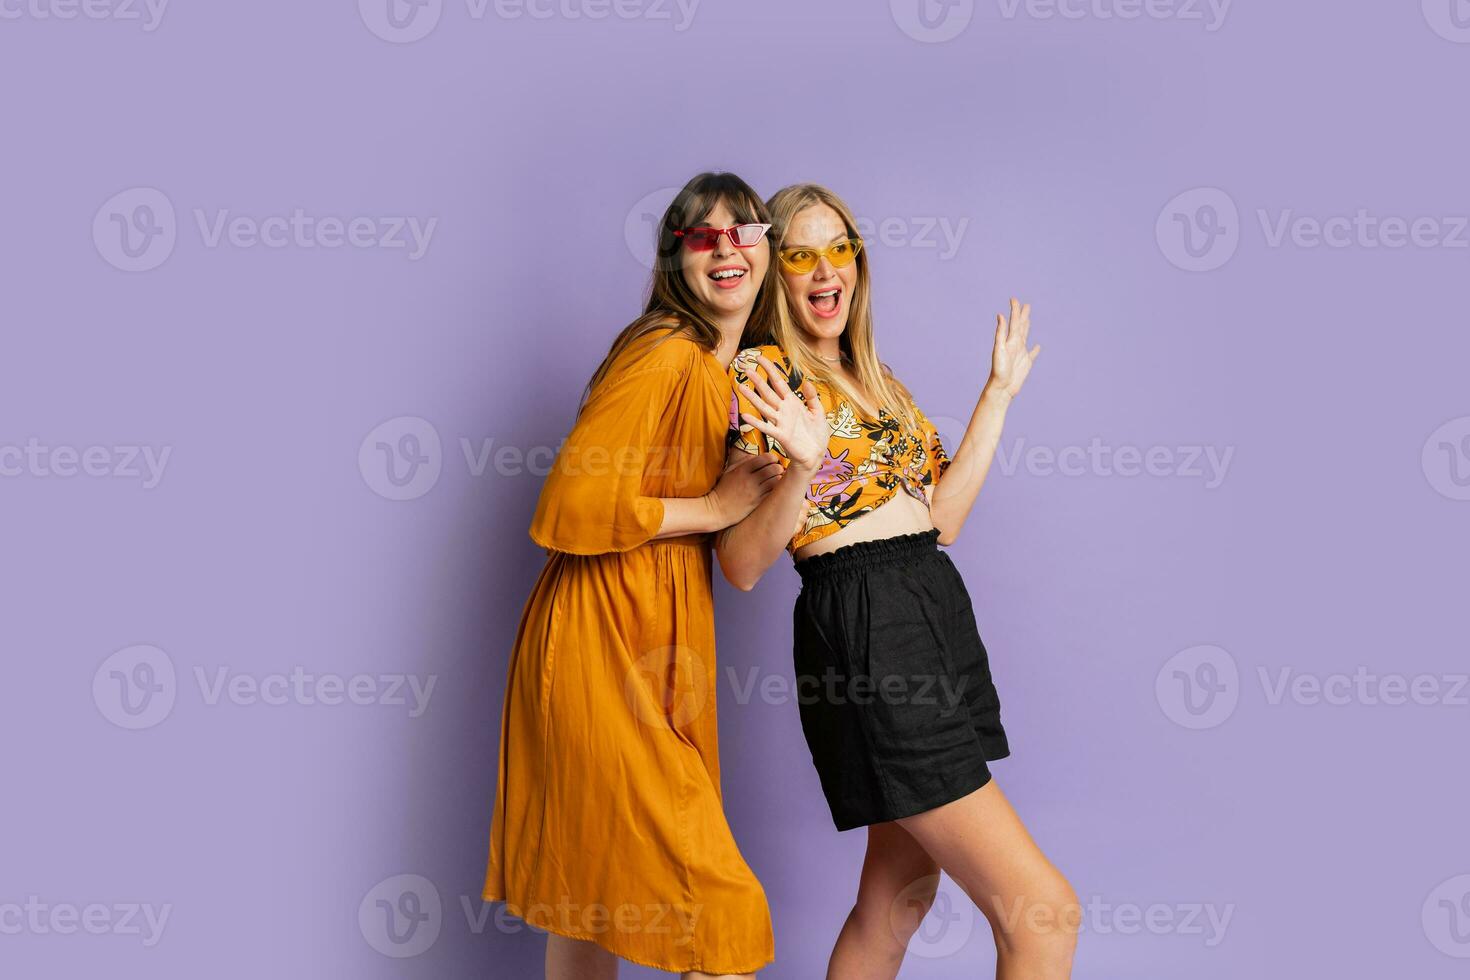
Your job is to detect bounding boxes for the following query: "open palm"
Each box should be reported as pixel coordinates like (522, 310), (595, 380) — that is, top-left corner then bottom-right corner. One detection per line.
(988, 297), (1041, 399)
(736, 353), (828, 471)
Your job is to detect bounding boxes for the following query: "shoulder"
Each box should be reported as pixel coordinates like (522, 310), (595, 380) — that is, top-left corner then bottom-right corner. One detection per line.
(612, 324), (705, 379)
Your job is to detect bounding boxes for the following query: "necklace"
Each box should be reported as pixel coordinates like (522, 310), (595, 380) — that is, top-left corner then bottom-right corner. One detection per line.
(818, 351), (843, 362)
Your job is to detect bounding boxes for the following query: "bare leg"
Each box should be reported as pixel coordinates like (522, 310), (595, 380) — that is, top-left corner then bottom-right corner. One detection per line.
(825, 821), (940, 979)
(544, 934), (754, 980)
(897, 780), (1079, 979)
(545, 934), (617, 980)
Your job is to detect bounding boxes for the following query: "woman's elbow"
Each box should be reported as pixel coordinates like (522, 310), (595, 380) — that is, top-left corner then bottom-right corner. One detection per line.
(715, 553), (760, 592)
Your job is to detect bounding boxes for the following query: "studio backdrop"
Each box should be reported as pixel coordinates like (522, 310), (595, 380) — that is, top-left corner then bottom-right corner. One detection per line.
(3, 2), (1467, 978)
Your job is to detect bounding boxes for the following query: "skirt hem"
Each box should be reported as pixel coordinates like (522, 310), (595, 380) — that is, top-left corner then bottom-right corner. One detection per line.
(481, 892), (774, 977)
(831, 766), (994, 833)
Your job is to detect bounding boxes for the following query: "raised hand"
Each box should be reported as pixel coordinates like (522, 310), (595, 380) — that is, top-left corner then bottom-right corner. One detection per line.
(986, 297), (1042, 403)
(736, 353), (829, 472)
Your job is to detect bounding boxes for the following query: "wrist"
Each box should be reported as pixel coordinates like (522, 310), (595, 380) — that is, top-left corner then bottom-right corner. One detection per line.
(788, 455), (822, 477)
(979, 383), (1012, 410)
(703, 490), (729, 530)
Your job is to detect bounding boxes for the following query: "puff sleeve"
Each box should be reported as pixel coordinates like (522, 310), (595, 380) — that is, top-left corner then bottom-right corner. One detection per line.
(529, 353), (687, 555)
(725, 345), (795, 462)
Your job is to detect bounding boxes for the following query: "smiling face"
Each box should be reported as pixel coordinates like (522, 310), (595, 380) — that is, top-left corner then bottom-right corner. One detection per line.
(778, 203), (859, 346)
(679, 200), (770, 324)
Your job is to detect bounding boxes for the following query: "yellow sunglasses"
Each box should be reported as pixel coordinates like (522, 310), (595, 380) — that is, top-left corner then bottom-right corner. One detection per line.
(777, 237), (865, 275)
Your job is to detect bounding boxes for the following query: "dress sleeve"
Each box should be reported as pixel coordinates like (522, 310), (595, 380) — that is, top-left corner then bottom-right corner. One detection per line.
(725, 346), (795, 461)
(529, 355), (687, 555)
(915, 404), (951, 482)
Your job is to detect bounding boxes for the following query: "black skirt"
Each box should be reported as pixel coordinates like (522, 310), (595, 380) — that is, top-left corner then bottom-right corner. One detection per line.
(792, 528), (1009, 831)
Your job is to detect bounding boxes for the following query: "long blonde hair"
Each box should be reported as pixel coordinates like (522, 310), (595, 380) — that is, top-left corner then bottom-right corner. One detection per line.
(760, 183), (920, 434)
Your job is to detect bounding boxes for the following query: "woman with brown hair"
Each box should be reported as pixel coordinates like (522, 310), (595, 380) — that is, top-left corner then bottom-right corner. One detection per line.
(483, 172), (785, 979)
(718, 183), (1079, 979)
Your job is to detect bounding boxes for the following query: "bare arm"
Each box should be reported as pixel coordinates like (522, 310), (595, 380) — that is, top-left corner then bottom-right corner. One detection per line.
(715, 458), (819, 589)
(715, 354), (830, 591)
(653, 451), (783, 539)
(930, 298), (1041, 545)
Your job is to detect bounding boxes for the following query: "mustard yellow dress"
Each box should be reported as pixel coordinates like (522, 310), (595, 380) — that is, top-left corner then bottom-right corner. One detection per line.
(483, 327), (774, 975)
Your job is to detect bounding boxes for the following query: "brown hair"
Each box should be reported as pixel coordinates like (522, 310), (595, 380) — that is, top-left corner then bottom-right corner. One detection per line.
(582, 172), (787, 403)
(761, 183), (920, 433)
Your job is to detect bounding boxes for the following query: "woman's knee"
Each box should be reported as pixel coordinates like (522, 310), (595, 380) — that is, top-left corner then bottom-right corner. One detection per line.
(867, 872), (939, 946)
(990, 871), (1080, 957)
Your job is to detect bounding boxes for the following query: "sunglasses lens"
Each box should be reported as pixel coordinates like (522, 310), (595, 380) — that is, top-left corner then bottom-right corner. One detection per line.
(682, 229), (719, 250)
(780, 249), (818, 274)
(729, 224), (768, 247)
(827, 239), (863, 268)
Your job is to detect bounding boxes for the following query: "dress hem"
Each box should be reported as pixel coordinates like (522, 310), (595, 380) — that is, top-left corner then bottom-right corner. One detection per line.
(481, 892), (774, 977)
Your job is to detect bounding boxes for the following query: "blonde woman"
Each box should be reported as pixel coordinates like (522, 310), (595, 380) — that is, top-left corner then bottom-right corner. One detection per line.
(485, 172), (786, 979)
(717, 184), (1078, 979)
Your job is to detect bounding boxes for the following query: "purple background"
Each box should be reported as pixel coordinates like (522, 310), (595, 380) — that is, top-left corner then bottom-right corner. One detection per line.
(3, 1), (1468, 977)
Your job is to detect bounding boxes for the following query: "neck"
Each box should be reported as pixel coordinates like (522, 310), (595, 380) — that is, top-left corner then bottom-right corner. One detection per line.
(814, 337), (842, 361)
(713, 312), (749, 368)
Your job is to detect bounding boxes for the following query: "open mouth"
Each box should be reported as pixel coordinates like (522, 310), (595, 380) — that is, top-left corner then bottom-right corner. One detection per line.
(709, 266), (748, 290)
(808, 287), (842, 318)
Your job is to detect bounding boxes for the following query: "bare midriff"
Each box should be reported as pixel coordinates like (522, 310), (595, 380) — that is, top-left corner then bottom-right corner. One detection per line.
(793, 487), (935, 561)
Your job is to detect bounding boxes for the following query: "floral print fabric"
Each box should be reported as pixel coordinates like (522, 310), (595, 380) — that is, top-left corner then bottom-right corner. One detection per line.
(727, 345), (951, 553)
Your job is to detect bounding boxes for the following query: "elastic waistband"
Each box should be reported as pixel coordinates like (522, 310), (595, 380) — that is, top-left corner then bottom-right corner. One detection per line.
(794, 528), (940, 581)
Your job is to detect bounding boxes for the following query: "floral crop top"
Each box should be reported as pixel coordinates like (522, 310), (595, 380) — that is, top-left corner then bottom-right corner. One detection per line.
(726, 345), (951, 554)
